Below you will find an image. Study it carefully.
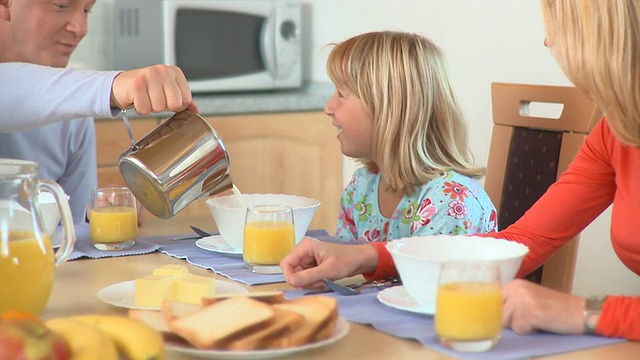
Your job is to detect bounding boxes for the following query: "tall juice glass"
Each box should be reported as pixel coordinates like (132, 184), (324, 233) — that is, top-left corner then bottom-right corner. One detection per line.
(89, 187), (138, 250)
(435, 260), (503, 352)
(243, 205), (295, 274)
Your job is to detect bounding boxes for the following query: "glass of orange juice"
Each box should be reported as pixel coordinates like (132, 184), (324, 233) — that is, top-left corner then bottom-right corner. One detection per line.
(89, 187), (138, 251)
(435, 260), (503, 352)
(243, 205), (295, 274)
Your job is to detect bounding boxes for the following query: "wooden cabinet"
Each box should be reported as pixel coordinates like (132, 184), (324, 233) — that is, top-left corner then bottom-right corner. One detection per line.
(95, 112), (342, 234)
(94, 117), (159, 186)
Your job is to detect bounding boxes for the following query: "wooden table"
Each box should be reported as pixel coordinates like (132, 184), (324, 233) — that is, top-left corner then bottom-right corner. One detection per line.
(42, 216), (638, 359)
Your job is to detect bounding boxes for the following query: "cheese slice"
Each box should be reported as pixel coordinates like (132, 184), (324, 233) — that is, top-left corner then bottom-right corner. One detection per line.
(134, 265), (216, 307)
(172, 273), (216, 304)
(134, 274), (177, 308)
(152, 264), (189, 278)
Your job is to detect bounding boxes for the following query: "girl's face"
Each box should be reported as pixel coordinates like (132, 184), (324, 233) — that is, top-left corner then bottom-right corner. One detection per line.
(324, 85), (374, 159)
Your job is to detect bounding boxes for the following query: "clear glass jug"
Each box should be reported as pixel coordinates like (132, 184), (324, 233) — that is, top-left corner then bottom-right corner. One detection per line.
(0, 159), (75, 315)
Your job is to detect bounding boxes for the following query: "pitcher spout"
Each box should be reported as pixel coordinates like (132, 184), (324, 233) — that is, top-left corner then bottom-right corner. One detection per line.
(199, 174), (233, 199)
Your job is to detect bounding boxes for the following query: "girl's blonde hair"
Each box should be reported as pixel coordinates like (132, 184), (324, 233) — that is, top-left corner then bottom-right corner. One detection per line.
(326, 31), (484, 195)
(540, 0), (640, 146)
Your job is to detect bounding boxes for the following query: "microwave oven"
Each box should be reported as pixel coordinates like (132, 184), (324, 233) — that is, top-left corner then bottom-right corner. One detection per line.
(112, 0), (302, 93)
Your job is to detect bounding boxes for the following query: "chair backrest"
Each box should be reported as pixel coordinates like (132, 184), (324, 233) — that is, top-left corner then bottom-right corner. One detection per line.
(485, 82), (602, 293)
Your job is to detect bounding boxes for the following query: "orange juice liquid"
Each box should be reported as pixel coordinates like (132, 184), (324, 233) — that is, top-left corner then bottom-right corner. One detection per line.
(243, 221), (295, 264)
(435, 282), (503, 340)
(90, 206), (137, 243)
(0, 231), (55, 315)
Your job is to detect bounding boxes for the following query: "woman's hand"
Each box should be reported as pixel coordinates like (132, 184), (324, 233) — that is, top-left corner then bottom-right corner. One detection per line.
(280, 237), (378, 288)
(503, 279), (586, 335)
(110, 65), (198, 115)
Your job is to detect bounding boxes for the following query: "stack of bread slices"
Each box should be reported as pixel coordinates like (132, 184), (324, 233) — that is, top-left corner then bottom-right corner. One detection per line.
(130, 291), (339, 351)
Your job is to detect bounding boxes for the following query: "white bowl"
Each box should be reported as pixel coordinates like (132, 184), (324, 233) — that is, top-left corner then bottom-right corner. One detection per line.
(0, 192), (62, 239)
(386, 235), (529, 314)
(38, 192), (62, 236)
(206, 193), (321, 252)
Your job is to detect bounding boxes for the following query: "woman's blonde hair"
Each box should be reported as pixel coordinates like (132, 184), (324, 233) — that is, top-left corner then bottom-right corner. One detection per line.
(540, 0), (640, 146)
(326, 31), (484, 195)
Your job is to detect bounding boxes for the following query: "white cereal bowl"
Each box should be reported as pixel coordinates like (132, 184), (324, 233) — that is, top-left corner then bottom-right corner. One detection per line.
(0, 192), (63, 244)
(38, 192), (62, 237)
(386, 235), (529, 314)
(206, 193), (321, 252)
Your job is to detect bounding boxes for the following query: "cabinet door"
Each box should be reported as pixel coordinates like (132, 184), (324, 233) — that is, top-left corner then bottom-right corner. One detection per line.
(94, 118), (159, 187)
(185, 112), (342, 234)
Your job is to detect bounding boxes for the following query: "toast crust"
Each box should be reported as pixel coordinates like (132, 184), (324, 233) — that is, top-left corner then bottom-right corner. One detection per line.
(201, 291), (285, 306)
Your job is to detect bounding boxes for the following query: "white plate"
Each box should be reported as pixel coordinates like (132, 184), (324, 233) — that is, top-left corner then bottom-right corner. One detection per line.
(377, 285), (434, 315)
(97, 280), (248, 310)
(196, 235), (243, 257)
(165, 317), (349, 359)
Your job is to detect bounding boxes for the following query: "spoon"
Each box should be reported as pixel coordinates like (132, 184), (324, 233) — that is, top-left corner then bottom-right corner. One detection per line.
(309, 278), (403, 296)
(190, 225), (215, 238)
(322, 279), (361, 296)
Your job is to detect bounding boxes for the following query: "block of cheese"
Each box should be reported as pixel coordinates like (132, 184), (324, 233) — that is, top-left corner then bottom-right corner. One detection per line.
(153, 264), (189, 278)
(134, 274), (177, 308)
(134, 265), (215, 307)
(173, 273), (216, 304)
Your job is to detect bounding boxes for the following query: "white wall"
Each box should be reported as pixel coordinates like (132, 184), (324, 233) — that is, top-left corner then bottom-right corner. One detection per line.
(72, 0), (636, 296)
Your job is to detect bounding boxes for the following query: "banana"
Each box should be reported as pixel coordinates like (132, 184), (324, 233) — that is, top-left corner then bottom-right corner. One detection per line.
(45, 318), (118, 360)
(70, 315), (164, 360)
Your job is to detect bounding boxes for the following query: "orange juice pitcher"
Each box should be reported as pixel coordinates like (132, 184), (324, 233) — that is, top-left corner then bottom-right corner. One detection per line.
(0, 159), (76, 315)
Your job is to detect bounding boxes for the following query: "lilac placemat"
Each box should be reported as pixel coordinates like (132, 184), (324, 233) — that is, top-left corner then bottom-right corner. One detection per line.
(284, 288), (626, 360)
(143, 229), (335, 286)
(68, 223), (160, 260)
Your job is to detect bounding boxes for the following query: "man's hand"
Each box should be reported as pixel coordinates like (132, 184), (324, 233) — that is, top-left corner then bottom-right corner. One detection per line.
(111, 65), (198, 115)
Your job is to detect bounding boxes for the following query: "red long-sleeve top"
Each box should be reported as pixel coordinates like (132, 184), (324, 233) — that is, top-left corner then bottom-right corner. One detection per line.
(365, 118), (640, 340)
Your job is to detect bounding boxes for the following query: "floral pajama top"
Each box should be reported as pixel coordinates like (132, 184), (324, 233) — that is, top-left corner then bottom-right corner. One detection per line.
(334, 167), (498, 243)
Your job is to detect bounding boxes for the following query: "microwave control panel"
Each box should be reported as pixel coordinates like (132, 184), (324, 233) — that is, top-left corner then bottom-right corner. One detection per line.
(273, 0), (302, 84)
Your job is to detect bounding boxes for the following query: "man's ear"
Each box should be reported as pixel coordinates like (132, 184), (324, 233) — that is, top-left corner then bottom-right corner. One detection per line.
(0, 0), (11, 21)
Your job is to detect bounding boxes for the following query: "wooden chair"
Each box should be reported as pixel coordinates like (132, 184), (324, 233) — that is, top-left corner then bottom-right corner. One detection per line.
(484, 82), (602, 293)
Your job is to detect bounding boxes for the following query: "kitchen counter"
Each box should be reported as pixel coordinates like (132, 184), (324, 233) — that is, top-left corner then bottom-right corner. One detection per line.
(117, 81), (334, 119)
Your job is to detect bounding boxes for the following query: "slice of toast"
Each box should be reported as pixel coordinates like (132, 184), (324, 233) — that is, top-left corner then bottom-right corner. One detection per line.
(162, 301), (205, 322)
(168, 297), (275, 349)
(201, 291), (285, 306)
(225, 307), (304, 351)
(129, 309), (170, 333)
(270, 295), (338, 348)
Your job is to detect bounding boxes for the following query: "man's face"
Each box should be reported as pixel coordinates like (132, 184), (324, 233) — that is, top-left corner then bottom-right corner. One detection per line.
(1, 0), (95, 67)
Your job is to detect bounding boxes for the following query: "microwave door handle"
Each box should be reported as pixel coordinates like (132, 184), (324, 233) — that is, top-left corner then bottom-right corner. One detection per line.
(260, 10), (277, 77)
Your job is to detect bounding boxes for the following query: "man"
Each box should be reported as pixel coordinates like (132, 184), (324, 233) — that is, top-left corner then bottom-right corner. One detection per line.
(0, 0), (192, 223)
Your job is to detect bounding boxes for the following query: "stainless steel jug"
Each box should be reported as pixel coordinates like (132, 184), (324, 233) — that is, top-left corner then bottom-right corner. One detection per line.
(119, 110), (233, 219)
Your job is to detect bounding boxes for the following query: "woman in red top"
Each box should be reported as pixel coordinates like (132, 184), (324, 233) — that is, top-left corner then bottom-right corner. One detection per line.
(281, 0), (640, 341)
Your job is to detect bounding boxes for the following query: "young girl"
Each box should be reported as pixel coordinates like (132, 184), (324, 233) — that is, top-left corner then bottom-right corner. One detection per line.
(325, 31), (497, 242)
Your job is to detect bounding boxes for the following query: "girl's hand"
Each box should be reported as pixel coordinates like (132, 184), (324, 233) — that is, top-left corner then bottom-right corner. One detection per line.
(503, 279), (586, 335)
(280, 237), (378, 288)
